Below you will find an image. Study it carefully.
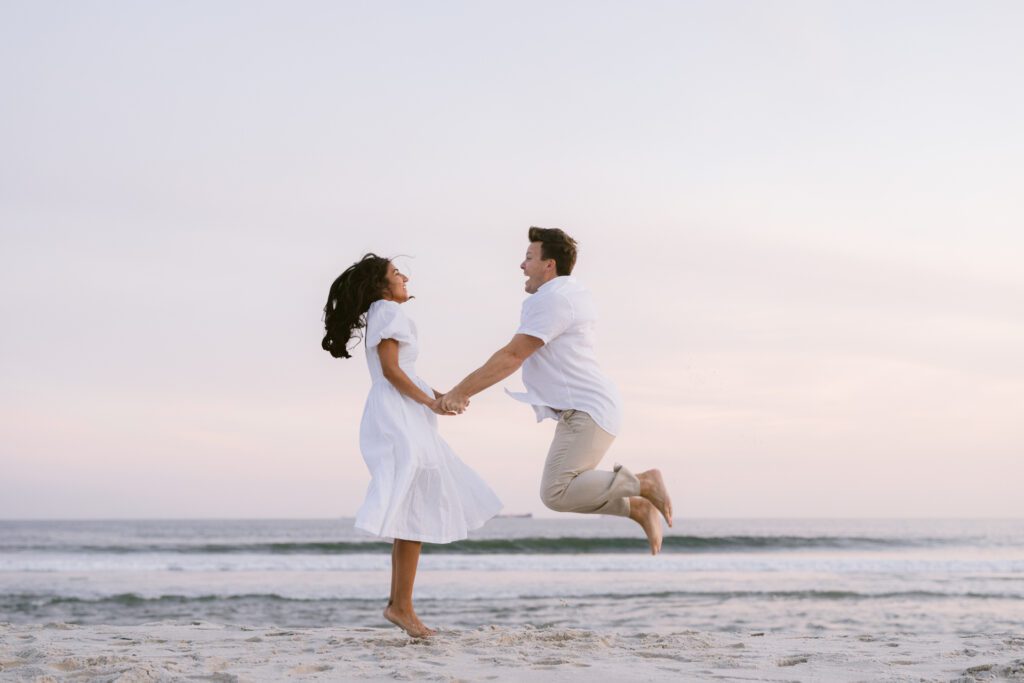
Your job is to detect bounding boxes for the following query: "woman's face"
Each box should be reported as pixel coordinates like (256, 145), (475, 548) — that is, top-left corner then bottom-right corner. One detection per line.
(381, 262), (410, 302)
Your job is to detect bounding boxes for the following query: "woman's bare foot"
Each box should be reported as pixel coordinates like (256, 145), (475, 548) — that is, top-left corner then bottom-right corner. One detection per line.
(628, 497), (664, 555)
(637, 469), (673, 527)
(384, 605), (435, 638)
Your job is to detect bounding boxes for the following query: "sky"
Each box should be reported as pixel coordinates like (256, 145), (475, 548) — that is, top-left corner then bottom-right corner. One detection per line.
(1, 1), (1022, 519)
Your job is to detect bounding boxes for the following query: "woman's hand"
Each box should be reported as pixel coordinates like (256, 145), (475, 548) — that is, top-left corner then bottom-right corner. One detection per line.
(440, 390), (470, 414)
(429, 396), (456, 416)
(429, 395), (467, 416)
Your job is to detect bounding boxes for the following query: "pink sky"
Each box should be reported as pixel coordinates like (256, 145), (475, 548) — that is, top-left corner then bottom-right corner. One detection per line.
(2, 1), (1022, 518)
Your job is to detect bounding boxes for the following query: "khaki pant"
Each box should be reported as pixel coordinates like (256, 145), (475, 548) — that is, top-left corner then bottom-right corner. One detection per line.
(539, 410), (641, 518)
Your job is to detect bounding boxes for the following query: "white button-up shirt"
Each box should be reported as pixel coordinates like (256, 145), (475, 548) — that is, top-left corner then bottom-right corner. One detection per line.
(505, 276), (623, 435)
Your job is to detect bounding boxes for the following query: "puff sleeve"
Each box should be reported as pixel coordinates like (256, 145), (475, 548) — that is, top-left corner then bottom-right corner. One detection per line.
(365, 300), (415, 349)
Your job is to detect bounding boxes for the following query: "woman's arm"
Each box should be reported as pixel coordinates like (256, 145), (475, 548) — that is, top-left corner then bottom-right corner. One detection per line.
(378, 339), (451, 414)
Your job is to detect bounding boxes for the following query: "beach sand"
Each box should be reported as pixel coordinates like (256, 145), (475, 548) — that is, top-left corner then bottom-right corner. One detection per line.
(2, 621), (1023, 682)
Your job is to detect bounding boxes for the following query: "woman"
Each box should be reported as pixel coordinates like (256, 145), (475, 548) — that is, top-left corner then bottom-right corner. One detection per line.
(322, 254), (502, 638)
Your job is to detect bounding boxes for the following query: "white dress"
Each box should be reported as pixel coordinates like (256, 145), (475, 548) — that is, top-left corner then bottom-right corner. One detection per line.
(354, 299), (503, 543)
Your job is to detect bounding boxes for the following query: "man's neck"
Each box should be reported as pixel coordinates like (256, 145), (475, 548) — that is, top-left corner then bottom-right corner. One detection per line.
(537, 274), (567, 291)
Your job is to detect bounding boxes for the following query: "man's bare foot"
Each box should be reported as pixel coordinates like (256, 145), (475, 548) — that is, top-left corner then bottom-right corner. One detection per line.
(628, 497), (664, 555)
(383, 605), (435, 638)
(638, 469), (673, 527)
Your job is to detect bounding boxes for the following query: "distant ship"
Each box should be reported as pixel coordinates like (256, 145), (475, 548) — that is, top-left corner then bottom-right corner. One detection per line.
(495, 513), (533, 519)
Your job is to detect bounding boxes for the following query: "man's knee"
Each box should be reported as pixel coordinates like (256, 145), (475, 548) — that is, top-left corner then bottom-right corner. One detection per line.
(540, 486), (573, 513)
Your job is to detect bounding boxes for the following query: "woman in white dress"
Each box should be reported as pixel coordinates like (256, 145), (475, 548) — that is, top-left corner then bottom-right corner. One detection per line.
(322, 254), (502, 638)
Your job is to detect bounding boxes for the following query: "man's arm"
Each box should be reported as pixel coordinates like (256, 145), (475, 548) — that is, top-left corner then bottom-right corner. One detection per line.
(441, 334), (543, 412)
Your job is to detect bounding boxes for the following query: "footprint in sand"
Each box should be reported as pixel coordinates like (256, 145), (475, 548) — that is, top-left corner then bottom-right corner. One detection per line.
(51, 658), (84, 672)
(291, 663), (333, 674)
(1, 660), (27, 676)
(963, 663), (994, 675)
(533, 657), (570, 666)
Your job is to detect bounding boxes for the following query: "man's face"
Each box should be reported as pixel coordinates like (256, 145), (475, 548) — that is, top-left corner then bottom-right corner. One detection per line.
(520, 242), (555, 294)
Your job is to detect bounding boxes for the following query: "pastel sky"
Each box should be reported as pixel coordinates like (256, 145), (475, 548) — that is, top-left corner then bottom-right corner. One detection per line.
(2, 1), (1022, 519)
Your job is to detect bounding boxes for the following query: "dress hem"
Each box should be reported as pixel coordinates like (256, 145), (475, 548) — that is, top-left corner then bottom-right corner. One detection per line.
(353, 508), (502, 545)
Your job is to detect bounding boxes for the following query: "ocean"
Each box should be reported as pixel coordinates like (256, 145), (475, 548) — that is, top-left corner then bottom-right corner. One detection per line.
(2, 518), (1022, 636)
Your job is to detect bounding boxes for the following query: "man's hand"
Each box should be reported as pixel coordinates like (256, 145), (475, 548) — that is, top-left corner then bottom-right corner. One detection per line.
(429, 396), (460, 416)
(440, 391), (470, 414)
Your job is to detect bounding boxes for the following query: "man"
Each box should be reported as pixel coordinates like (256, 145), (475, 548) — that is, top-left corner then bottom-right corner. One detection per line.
(441, 227), (673, 554)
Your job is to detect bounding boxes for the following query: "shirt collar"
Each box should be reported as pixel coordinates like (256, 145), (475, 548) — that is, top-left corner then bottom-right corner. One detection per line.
(536, 275), (574, 294)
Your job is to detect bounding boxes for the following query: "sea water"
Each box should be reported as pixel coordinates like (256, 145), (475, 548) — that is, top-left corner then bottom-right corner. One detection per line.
(1, 518), (1022, 635)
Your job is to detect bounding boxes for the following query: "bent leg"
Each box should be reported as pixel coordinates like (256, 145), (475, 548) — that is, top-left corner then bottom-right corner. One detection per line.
(539, 411), (641, 517)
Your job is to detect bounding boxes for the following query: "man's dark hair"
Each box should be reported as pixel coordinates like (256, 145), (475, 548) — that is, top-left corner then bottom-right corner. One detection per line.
(528, 226), (578, 276)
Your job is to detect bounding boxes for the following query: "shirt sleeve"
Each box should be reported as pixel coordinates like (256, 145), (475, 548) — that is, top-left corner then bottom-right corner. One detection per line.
(516, 293), (573, 344)
(365, 301), (414, 349)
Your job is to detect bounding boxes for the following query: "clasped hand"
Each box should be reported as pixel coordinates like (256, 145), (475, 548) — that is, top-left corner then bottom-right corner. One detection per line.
(430, 391), (470, 416)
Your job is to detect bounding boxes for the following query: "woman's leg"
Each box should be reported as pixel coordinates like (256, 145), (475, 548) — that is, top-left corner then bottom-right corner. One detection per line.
(383, 539), (434, 637)
(388, 541), (397, 606)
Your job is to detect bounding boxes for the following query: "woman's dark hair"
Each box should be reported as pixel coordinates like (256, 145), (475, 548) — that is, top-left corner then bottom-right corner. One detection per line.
(528, 226), (578, 275)
(321, 253), (391, 359)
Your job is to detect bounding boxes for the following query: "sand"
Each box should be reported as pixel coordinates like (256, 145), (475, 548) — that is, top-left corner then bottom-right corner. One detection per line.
(2, 621), (1023, 682)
